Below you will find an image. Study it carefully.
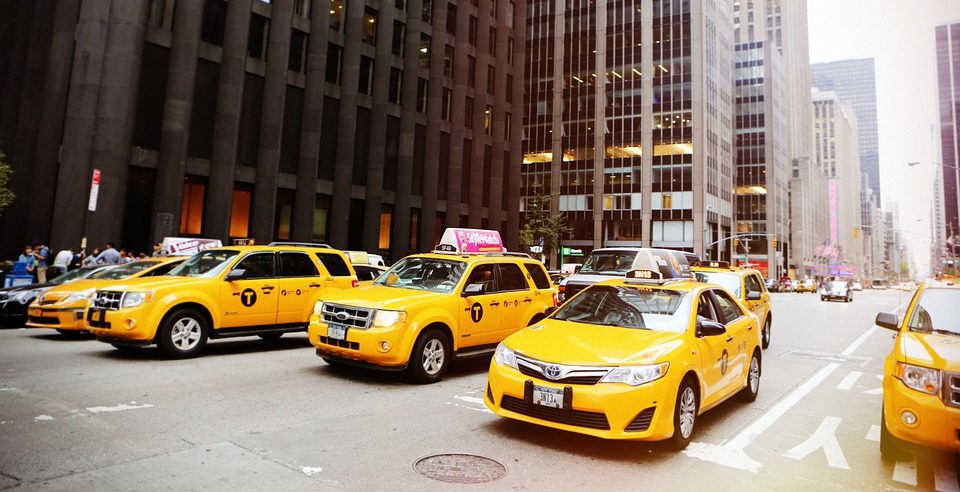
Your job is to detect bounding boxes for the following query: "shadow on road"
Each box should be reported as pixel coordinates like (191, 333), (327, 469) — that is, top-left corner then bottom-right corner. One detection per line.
(302, 353), (493, 386)
(30, 332), (97, 341)
(83, 334), (315, 361)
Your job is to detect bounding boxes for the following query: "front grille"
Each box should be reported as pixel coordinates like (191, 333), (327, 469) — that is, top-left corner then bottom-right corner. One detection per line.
(92, 291), (123, 311)
(515, 354), (610, 386)
(28, 315), (59, 325)
(945, 372), (960, 409)
(625, 407), (656, 432)
(319, 336), (359, 350)
(500, 395), (610, 430)
(38, 299), (58, 306)
(321, 303), (373, 329)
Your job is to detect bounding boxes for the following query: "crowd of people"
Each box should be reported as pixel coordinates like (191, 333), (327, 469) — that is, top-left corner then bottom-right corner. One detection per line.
(9, 241), (160, 284)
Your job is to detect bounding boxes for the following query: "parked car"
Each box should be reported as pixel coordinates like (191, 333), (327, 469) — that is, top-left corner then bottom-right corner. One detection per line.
(765, 279), (780, 292)
(851, 281), (863, 291)
(820, 280), (853, 302)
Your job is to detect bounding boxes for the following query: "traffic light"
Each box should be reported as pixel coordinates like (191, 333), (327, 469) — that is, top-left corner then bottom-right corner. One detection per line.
(734, 238), (740, 248)
(772, 239), (778, 249)
(854, 227), (859, 239)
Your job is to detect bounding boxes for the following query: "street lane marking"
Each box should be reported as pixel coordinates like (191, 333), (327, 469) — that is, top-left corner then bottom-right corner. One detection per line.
(33, 415), (54, 422)
(841, 326), (879, 356)
(865, 425), (880, 442)
(837, 371), (862, 390)
(935, 465), (960, 492)
(893, 460), (918, 486)
(862, 387), (882, 396)
(300, 466), (323, 476)
(85, 402), (154, 413)
(783, 416), (849, 469)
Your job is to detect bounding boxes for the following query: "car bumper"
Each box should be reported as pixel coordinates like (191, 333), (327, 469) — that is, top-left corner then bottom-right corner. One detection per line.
(307, 319), (416, 369)
(883, 377), (960, 453)
(821, 293), (848, 300)
(86, 305), (160, 344)
(484, 360), (675, 441)
(25, 305), (86, 330)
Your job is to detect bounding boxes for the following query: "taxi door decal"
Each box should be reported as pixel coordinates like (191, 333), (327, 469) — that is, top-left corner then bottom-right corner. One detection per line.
(471, 302), (483, 322)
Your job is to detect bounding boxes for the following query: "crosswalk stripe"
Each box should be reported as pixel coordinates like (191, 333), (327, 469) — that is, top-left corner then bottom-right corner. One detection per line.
(893, 460), (918, 486)
(935, 465), (960, 492)
(864, 425), (880, 442)
(837, 371), (862, 390)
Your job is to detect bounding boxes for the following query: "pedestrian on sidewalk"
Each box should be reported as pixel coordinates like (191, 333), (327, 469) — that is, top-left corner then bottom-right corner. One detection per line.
(96, 243), (120, 265)
(33, 241), (50, 283)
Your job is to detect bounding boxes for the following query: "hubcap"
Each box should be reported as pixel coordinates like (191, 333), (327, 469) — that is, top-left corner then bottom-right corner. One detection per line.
(170, 317), (201, 351)
(749, 357), (760, 393)
(678, 387), (696, 439)
(422, 338), (445, 375)
(763, 320), (770, 344)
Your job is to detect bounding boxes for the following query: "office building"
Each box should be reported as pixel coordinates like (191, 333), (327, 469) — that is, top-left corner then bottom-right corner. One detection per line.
(0, 0), (526, 261)
(936, 22), (960, 263)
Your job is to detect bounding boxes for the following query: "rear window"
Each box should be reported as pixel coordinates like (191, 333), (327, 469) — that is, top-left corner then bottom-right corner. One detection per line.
(315, 252), (352, 277)
(498, 263), (529, 291)
(523, 263), (551, 289)
(280, 252), (319, 277)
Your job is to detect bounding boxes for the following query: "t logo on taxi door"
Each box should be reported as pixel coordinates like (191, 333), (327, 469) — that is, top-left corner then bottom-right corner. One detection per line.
(241, 288), (257, 307)
(470, 302), (483, 323)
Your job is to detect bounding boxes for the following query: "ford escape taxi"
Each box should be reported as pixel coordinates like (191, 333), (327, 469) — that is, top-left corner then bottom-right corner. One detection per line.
(26, 257), (184, 335)
(85, 244), (358, 358)
(485, 269), (762, 448)
(874, 276), (960, 457)
(308, 229), (558, 383)
(692, 261), (773, 349)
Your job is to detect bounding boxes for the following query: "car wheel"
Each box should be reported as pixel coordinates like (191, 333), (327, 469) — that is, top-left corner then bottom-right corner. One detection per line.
(407, 328), (451, 384)
(762, 317), (771, 349)
(669, 378), (699, 450)
(738, 351), (761, 402)
(258, 332), (283, 341)
(880, 408), (906, 461)
(820, 296), (826, 302)
(157, 308), (208, 358)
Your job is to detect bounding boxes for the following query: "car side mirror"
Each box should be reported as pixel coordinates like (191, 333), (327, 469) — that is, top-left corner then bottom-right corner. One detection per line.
(875, 311), (899, 331)
(746, 291), (762, 301)
(225, 269), (247, 282)
(461, 283), (484, 297)
(696, 319), (727, 338)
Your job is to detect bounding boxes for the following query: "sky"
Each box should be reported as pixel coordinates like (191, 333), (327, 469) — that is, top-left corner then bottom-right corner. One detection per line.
(807, 0), (960, 278)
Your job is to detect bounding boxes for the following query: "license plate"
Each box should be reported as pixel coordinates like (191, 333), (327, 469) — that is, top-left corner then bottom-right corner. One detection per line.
(328, 324), (347, 340)
(532, 385), (564, 409)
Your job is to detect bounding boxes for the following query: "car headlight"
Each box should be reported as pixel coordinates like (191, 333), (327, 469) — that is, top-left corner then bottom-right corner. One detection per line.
(493, 342), (518, 370)
(65, 288), (97, 304)
(896, 362), (940, 395)
(120, 292), (153, 308)
(600, 362), (669, 386)
(372, 309), (407, 327)
(313, 301), (325, 318)
(12, 289), (42, 304)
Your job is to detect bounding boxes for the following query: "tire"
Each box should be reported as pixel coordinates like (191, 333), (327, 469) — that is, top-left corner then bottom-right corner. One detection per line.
(880, 408), (905, 461)
(738, 351), (761, 402)
(258, 332), (283, 341)
(761, 317), (771, 349)
(669, 378), (699, 450)
(407, 328), (451, 384)
(820, 296), (826, 302)
(156, 308), (208, 358)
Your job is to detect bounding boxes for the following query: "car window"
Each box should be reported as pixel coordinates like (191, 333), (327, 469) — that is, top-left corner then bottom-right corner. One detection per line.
(712, 289), (744, 324)
(745, 274), (763, 294)
(169, 249), (239, 278)
(315, 252), (352, 277)
(524, 263), (551, 289)
(579, 251), (638, 274)
(907, 289), (958, 335)
(90, 261), (160, 280)
(695, 271), (741, 298)
(464, 264), (497, 294)
(280, 252), (319, 277)
(235, 253), (276, 279)
(376, 257), (465, 293)
(143, 261), (181, 277)
(497, 263), (529, 292)
(354, 265), (382, 281)
(697, 292), (719, 322)
(552, 285), (691, 332)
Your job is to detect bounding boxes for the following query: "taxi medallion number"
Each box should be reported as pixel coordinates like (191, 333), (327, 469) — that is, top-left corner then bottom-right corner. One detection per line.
(532, 384), (564, 409)
(328, 324), (347, 341)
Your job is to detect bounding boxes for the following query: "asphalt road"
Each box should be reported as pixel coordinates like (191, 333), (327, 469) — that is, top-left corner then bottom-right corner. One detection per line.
(0, 289), (957, 491)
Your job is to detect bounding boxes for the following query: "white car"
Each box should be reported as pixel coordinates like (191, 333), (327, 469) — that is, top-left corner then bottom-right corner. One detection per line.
(820, 281), (853, 302)
(851, 281), (863, 291)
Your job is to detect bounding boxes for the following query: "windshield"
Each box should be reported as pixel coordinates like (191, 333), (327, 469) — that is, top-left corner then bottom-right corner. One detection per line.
(169, 250), (239, 278)
(695, 271), (741, 298)
(827, 281), (847, 290)
(89, 261), (159, 280)
(579, 251), (637, 274)
(49, 266), (101, 285)
(553, 285), (691, 333)
(907, 289), (959, 336)
(374, 257), (466, 293)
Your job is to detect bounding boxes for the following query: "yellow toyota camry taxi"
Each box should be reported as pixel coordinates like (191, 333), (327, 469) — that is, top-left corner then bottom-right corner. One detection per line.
(308, 229), (558, 383)
(692, 261), (773, 348)
(485, 269), (762, 448)
(874, 276), (960, 457)
(85, 244), (358, 358)
(26, 257), (184, 335)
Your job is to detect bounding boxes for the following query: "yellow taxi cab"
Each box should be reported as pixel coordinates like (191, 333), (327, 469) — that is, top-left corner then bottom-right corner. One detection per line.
(308, 229), (558, 383)
(796, 278), (818, 293)
(485, 268), (762, 448)
(84, 244), (359, 358)
(25, 257), (185, 335)
(874, 276), (960, 457)
(691, 261), (772, 349)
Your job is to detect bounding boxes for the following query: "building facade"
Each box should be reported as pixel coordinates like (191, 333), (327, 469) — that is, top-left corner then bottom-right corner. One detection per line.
(0, 0), (526, 261)
(521, 0), (735, 264)
(935, 22), (960, 264)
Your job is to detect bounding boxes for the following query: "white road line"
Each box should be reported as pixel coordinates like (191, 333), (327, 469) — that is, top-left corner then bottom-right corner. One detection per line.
(841, 326), (878, 356)
(837, 371), (862, 390)
(85, 402), (153, 413)
(865, 425), (880, 442)
(893, 460), (918, 486)
(935, 465), (960, 492)
(783, 416), (849, 470)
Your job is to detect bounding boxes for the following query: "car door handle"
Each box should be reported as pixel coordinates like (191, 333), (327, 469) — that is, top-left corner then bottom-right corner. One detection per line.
(309, 283), (322, 288)
(261, 285), (274, 291)
(522, 298), (532, 303)
(726, 336), (734, 343)
(489, 301), (500, 307)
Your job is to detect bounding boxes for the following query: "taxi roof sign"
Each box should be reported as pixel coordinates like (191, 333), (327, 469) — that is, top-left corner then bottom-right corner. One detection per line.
(435, 228), (506, 254)
(692, 260), (731, 269)
(625, 269), (664, 282)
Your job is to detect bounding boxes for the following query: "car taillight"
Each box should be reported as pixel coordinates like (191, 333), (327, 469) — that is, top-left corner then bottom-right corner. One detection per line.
(351, 280), (359, 288)
(552, 292), (559, 306)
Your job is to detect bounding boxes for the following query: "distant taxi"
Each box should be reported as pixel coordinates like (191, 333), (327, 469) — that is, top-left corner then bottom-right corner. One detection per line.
(26, 257), (184, 334)
(875, 277), (960, 457)
(485, 269), (762, 447)
(692, 261), (773, 349)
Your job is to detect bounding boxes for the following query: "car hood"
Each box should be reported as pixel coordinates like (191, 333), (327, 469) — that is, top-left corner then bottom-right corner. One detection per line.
(0, 281), (56, 294)
(505, 318), (685, 366)
(899, 331), (960, 373)
(96, 276), (210, 292)
(321, 284), (450, 311)
(561, 273), (624, 286)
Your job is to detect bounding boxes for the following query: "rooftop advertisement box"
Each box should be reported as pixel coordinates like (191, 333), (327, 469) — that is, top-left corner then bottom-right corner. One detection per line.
(437, 228), (505, 254)
(161, 237), (223, 256)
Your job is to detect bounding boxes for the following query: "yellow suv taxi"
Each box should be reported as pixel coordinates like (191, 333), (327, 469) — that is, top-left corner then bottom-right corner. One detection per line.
(85, 244), (358, 358)
(26, 257), (185, 335)
(692, 261), (772, 349)
(485, 269), (762, 447)
(308, 234), (558, 383)
(874, 277), (960, 457)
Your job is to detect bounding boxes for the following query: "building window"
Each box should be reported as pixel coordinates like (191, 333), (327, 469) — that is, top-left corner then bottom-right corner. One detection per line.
(507, 37), (514, 64)
(395, 0), (405, 10)
(483, 105), (492, 135)
(200, 0), (227, 46)
(464, 97), (474, 128)
(275, 189), (294, 240)
(441, 88), (453, 121)
(325, 43), (342, 84)
(180, 176), (206, 236)
(313, 195), (331, 242)
(148, 0), (175, 29)
(486, 65), (495, 94)
(506, 1), (514, 27)
(388, 67), (402, 104)
(229, 185), (253, 238)
(468, 15), (477, 45)
(416, 78), (428, 113)
(488, 27), (496, 54)
(443, 45), (454, 77)
(419, 34), (431, 67)
(421, 0), (433, 23)
(362, 7), (377, 45)
(504, 112), (511, 141)
(248, 14), (269, 60)
(288, 29), (307, 72)
(392, 21), (405, 56)
(358, 56), (374, 95)
(379, 206), (393, 250)
(330, 0), (344, 30)
(505, 74), (512, 102)
(467, 55), (476, 87)
(446, 3), (457, 35)
(293, 0), (311, 18)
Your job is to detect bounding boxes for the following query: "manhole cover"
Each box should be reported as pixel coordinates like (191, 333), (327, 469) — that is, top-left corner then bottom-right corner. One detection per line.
(414, 453), (506, 484)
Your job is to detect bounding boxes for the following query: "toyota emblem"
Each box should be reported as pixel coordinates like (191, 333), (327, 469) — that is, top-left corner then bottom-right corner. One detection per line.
(544, 365), (562, 380)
